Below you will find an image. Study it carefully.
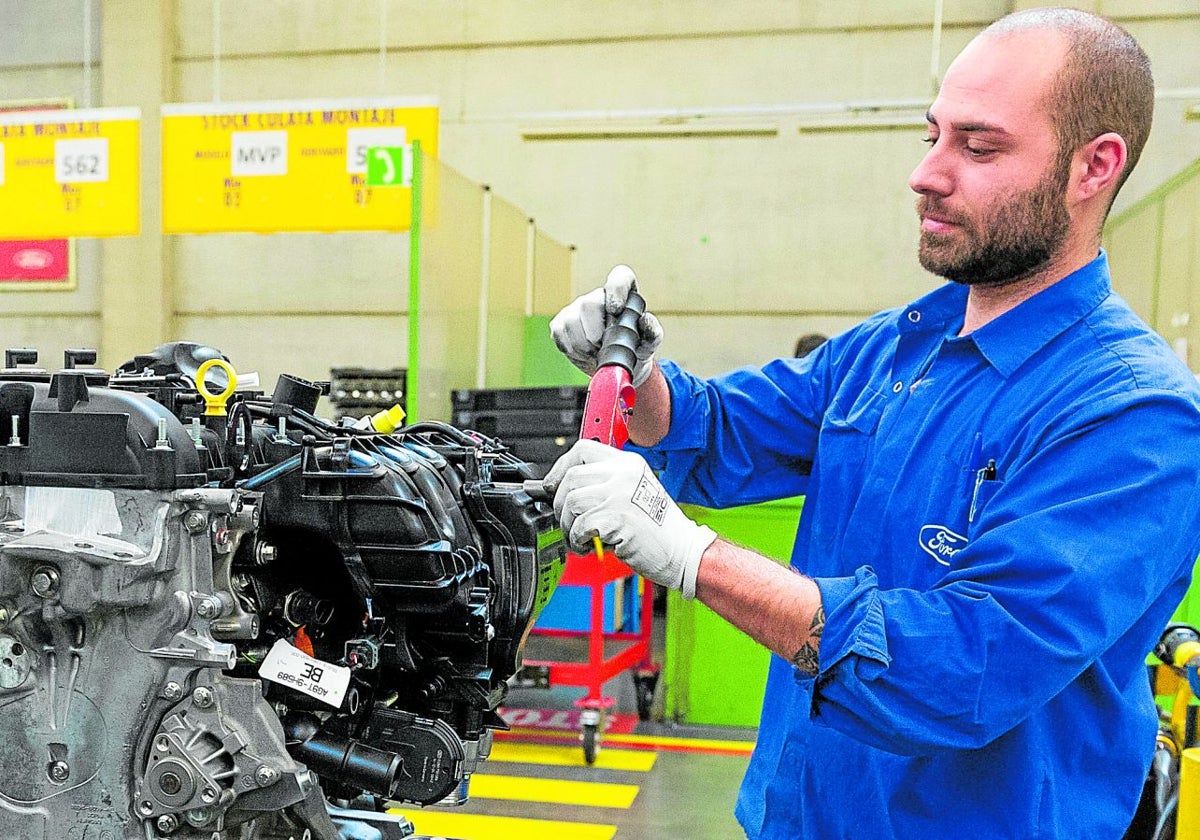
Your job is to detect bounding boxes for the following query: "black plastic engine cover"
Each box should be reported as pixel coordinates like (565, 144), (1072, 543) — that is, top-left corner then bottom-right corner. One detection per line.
(0, 375), (205, 489)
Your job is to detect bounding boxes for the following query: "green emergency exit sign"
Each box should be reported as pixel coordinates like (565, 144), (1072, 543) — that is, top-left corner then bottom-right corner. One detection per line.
(365, 145), (412, 187)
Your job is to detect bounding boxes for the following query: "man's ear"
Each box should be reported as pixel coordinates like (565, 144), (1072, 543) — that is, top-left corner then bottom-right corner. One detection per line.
(1071, 132), (1127, 204)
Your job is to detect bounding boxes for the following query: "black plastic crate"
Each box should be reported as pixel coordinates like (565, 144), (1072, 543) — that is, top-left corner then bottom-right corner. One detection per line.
(452, 386), (586, 412)
(453, 408), (582, 438)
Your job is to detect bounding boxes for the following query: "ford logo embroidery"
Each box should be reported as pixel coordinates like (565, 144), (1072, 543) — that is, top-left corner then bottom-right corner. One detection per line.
(919, 525), (968, 567)
(13, 249), (53, 270)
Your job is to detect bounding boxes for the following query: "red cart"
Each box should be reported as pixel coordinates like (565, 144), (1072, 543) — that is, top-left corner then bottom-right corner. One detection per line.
(523, 546), (659, 763)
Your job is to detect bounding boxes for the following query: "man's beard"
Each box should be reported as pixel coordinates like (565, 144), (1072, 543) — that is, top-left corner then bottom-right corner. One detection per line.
(917, 164), (1071, 287)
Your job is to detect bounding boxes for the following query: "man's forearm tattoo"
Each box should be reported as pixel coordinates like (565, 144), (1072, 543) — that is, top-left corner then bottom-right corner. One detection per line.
(790, 605), (826, 676)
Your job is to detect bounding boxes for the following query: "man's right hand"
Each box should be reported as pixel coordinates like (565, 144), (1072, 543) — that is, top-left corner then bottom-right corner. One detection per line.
(549, 264), (664, 387)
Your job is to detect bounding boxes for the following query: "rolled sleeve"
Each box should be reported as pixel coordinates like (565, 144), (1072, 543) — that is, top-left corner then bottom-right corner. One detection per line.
(806, 567), (891, 687)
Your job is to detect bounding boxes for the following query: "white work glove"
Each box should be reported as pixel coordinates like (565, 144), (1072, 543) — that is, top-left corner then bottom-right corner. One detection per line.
(544, 439), (717, 600)
(549, 264), (664, 387)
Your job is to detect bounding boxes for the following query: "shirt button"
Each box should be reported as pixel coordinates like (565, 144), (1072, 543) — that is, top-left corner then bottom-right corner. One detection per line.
(893, 382), (903, 393)
(908, 310), (921, 323)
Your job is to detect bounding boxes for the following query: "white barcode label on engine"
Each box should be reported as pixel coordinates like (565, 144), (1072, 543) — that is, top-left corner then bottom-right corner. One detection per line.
(258, 639), (351, 708)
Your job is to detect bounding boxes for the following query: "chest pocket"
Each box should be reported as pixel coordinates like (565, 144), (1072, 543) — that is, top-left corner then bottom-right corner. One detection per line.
(968, 476), (1005, 537)
(820, 386), (887, 468)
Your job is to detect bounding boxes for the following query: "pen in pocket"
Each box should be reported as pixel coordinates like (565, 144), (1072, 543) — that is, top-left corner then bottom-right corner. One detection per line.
(970, 458), (997, 523)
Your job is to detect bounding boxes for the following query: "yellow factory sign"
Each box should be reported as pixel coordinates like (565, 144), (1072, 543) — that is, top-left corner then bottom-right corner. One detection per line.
(0, 107), (141, 238)
(161, 97), (438, 234)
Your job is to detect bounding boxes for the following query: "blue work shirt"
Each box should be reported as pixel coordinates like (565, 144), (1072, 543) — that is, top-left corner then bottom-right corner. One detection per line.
(634, 252), (1200, 839)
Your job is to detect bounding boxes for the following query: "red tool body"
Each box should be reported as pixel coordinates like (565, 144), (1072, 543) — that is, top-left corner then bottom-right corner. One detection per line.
(579, 365), (636, 448)
(578, 289), (646, 448)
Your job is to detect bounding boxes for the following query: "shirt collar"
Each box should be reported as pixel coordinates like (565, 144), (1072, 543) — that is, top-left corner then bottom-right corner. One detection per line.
(899, 251), (1112, 378)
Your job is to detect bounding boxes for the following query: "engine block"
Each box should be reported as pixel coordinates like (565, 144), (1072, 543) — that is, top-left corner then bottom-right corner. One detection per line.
(0, 344), (565, 840)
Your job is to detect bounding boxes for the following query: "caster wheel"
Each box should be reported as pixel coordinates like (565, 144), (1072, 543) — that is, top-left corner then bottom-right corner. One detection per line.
(581, 722), (599, 765)
(633, 670), (660, 721)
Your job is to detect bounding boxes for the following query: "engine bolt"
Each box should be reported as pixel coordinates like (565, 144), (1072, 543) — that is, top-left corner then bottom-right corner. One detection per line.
(162, 681), (184, 701)
(30, 567), (60, 599)
(200, 787), (217, 804)
(47, 761), (69, 783)
(183, 510), (207, 533)
(185, 807), (211, 827)
(156, 814), (179, 834)
(192, 686), (214, 709)
(158, 772), (183, 796)
(155, 735), (171, 752)
(138, 800), (154, 816)
(0, 607), (9, 630)
(254, 542), (278, 566)
(195, 598), (219, 618)
(255, 764), (279, 787)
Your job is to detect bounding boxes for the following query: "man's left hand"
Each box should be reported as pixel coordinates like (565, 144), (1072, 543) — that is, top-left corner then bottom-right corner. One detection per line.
(543, 440), (717, 600)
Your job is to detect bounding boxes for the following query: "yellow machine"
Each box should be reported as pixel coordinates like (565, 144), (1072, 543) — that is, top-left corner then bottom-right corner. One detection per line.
(1181, 749), (1200, 840)
(1144, 624), (1200, 839)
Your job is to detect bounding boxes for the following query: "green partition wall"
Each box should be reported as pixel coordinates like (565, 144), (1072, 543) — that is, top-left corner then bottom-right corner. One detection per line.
(1105, 157), (1200, 370)
(407, 146), (575, 420)
(484, 192), (531, 389)
(666, 500), (803, 728)
(409, 153), (484, 422)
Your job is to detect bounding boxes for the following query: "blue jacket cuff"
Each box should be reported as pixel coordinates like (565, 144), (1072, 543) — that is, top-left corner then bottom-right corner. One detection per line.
(644, 360), (710, 450)
(798, 566), (891, 685)
(627, 360), (709, 471)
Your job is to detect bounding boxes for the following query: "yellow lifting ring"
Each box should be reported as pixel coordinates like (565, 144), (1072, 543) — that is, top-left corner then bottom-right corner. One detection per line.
(196, 358), (238, 416)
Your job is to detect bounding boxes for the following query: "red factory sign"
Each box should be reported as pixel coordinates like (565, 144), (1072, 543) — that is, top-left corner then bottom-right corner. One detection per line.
(1, 99), (75, 290)
(0, 239), (70, 282)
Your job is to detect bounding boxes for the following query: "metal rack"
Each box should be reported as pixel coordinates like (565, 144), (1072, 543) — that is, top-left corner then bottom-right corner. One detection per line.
(329, 366), (406, 422)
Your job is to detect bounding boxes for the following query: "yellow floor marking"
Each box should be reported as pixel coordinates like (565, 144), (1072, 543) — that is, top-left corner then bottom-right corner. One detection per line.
(488, 741), (658, 772)
(390, 810), (617, 840)
(506, 728), (756, 753)
(602, 733), (755, 753)
(470, 773), (639, 808)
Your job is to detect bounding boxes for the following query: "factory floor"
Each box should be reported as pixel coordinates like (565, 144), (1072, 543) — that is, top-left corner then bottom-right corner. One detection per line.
(392, 619), (757, 840)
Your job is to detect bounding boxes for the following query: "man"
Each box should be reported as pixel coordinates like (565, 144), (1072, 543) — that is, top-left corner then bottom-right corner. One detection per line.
(793, 333), (828, 359)
(546, 8), (1200, 839)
